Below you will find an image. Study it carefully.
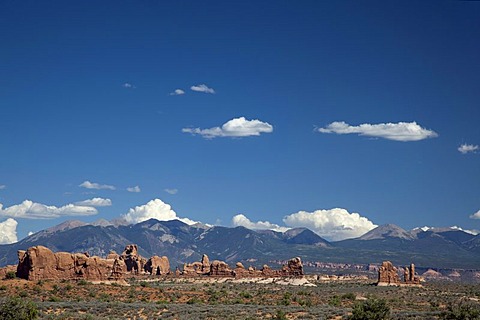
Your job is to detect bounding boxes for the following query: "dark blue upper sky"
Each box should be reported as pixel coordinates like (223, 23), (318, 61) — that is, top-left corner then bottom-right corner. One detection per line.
(1, 1), (479, 242)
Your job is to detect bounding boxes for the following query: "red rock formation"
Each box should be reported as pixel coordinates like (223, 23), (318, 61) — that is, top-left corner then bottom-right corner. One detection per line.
(106, 250), (119, 260)
(403, 263), (420, 284)
(182, 254), (211, 276)
(182, 261), (205, 275)
(282, 257), (304, 276)
(120, 244), (146, 274)
(210, 260), (234, 277)
(16, 246), (125, 281)
(377, 261), (400, 285)
(144, 256), (170, 275)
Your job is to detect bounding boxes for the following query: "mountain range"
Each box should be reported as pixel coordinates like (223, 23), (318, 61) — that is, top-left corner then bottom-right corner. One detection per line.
(1, 219), (479, 269)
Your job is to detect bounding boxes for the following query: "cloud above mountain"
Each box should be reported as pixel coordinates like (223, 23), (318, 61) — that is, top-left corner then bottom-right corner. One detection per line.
(79, 181), (116, 190)
(232, 214), (289, 232)
(74, 198), (112, 207)
(0, 200), (98, 219)
(318, 121), (438, 141)
(470, 210), (480, 220)
(231, 208), (376, 241)
(121, 198), (197, 225)
(182, 117), (273, 139)
(283, 208), (377, 241)
(0, 218), (17, 244)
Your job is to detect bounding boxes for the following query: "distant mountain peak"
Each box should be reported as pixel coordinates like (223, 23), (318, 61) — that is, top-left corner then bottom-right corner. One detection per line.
(359, 224), (415, 240)
(45, 220), (87, 233)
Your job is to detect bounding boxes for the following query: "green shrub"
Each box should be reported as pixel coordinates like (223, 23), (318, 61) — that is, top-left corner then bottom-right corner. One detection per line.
(5, 271), (16, 280)
(329, 295), (341, 307)
(0, 297), (39, 320)
(342, 292), (356, 301)
(441, 300), (480, 319)
(349, 297), (390, 320)
(275, 309), (287, 320)
(77, 279), (89, 285)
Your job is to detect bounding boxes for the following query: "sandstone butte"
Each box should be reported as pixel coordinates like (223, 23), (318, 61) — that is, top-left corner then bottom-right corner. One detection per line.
(377, 260), (421, 286)
(9, 244), (304, 282)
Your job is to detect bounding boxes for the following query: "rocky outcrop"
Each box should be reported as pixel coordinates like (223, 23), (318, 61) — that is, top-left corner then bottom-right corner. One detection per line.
(404, 263), (420, 284)
(106, 250), (119, 260)
(378, 261), (421, 286)
(144, 256), (170, 275)
(283, 257), (303, 276)
(210, 260), (234, 277)
(261, 257), (304, 277)
(378, 261), (399, 285)
(16, 245), (125, 281)
(182, 254), (211, 276)
(120, 244), (146, 274)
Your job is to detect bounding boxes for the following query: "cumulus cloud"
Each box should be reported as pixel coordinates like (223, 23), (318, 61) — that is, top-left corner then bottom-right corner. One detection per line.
(0, 200), (98, 219)
(182, 117), (273, 139)
(458, 144), (479, 154)
(170, 89), (185, 96)
(121, 198), (197, 225)
(283, 208), (377, 241)
(0, 185), (5, 190)
(318, 121), (438, 142)
(190, 84), (215, 94)
(75, 198), (112, 207)
(470, 210), (480, 220)
(127, 186), (141, 193)
(0, 218), (18, 244)
(232, 214), (289, 232)
(79, 181), (116, 190)
(164, 188), (178, 195)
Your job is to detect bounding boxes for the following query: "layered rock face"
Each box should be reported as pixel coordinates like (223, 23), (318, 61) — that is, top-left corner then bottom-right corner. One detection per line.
(16, 246), (125, 281)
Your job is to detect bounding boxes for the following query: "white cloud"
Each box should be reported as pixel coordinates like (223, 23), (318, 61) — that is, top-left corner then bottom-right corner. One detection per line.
(318, 121), (438, 142)
(164, 188), (178, 195)
(182, 117), (273, 139)
(458, 144), (479, 154)
(79, 181), (116, 190)
(282, 208), (377, 241)
(0, 200), (98, 219)
(170, 89), (185, 96)
(122, 83), (135, 88)
(121, 198), (197, 225)
(232, 214), (289, 232)
(470, 210), (480, 220)
(190, 84), (215, 94)
(127, 186), (141, 193)
(0, 185), (5, 190)
(0, 218), (17, 244)
(75, 198), (112, 207)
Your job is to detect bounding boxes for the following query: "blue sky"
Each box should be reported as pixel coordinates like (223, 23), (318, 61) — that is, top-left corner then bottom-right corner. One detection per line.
(1, 1), (479, 243)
